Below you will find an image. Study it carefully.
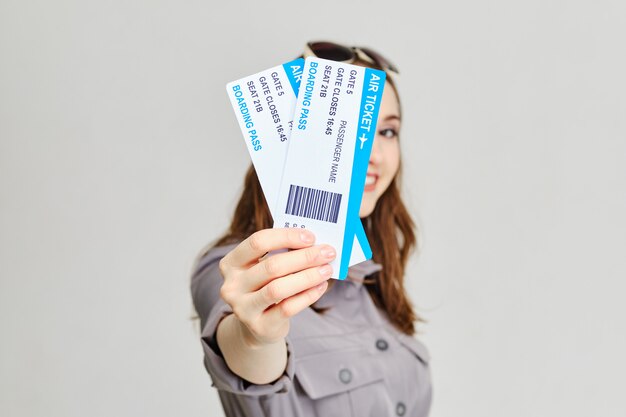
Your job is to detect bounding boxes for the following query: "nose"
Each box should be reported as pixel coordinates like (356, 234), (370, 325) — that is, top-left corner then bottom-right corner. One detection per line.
(369, 136), (382, 165)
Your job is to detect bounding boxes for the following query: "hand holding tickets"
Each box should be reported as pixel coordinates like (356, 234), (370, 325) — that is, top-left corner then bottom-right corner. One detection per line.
(226, 57), (386, 279)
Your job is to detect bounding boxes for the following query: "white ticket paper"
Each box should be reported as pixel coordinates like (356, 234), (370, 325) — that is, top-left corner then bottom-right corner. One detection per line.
(273, 57), (386, 279)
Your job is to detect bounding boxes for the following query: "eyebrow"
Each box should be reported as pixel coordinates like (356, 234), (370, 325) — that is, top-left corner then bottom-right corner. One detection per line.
(383, 115), (401, 122)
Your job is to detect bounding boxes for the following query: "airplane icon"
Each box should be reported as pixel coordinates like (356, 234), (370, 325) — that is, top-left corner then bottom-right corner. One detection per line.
(359, 133), (368, 149)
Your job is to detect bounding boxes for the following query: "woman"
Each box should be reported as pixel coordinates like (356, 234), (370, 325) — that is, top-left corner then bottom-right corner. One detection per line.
(191, 41), (432, 417)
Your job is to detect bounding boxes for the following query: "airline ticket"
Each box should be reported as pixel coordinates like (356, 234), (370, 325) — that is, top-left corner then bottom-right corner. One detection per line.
(226, 58), (374, 269)
(273, 57), (386, 279)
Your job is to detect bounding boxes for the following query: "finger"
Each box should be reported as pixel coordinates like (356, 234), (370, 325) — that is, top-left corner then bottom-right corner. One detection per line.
(262, 278), (330, 322)
(224, 228), (316, 269)
(253, 264), (332, 311)
(243, 244), (336, 292)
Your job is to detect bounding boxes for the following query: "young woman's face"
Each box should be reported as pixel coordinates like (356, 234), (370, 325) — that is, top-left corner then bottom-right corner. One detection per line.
(359, 81), (401, 217)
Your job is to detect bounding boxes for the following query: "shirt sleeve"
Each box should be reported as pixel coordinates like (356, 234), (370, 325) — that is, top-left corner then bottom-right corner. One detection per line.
(190, 244), (296, 396)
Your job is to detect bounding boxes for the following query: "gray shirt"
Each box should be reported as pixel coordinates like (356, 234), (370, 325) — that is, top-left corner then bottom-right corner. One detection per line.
(190, 244), (432, 417)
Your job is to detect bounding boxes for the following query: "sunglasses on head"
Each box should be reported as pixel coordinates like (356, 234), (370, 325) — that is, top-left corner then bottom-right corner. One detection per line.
(303, 41), (399, 75)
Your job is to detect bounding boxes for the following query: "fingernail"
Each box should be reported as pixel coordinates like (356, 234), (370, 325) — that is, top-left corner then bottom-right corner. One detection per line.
(300, 231), (314, 243)
(320, 247), (336, 259)
(319, 265), (332, 277)
(315, 281), (328, 292)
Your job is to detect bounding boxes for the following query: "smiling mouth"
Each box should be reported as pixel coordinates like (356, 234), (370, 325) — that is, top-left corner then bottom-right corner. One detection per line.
(364, 174), (378, 192)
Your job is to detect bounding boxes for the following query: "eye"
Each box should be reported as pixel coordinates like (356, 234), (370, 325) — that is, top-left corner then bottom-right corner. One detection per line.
(378, 128), (398, 139)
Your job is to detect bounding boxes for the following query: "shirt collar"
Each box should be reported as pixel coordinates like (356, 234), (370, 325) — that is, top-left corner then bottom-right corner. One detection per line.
(341, 258), (383, 298)
(346, 258), (383, 285)
(314, 258), (382, 307)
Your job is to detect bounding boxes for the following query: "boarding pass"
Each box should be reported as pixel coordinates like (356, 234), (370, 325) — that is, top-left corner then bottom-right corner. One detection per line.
(226, 58), (374, 270)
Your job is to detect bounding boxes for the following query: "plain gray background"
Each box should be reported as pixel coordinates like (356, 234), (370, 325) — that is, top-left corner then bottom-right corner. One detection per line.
(1, 1), (625, 416)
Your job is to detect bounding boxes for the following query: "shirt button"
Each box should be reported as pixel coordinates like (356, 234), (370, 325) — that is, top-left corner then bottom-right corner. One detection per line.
(338, 368), (352, 384)
(396, 402), (406, 416)
(376, 338), (389, 351)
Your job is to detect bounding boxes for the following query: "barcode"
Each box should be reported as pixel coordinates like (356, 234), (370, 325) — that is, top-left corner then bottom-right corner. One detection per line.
(285, 184), (342, 223)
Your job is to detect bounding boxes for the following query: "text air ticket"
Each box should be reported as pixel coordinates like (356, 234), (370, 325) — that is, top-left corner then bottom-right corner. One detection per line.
(273, 57), (386, 279)
(226, 58), (371, 266)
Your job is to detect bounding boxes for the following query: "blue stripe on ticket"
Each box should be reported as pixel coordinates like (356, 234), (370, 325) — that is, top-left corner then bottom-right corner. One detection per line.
(282, 58), (304, 96)
(339, 68), (386, 279)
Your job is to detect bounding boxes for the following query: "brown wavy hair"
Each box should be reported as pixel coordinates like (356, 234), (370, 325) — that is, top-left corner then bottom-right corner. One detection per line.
(209, 57), (423, 335)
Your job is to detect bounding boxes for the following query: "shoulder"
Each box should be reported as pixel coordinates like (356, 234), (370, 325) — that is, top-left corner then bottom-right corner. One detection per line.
(190, 242), (241, 328)
(191, 242), (239, 280)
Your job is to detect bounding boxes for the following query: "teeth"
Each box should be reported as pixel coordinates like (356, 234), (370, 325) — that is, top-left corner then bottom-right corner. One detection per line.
(365, 176), (376, 185)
